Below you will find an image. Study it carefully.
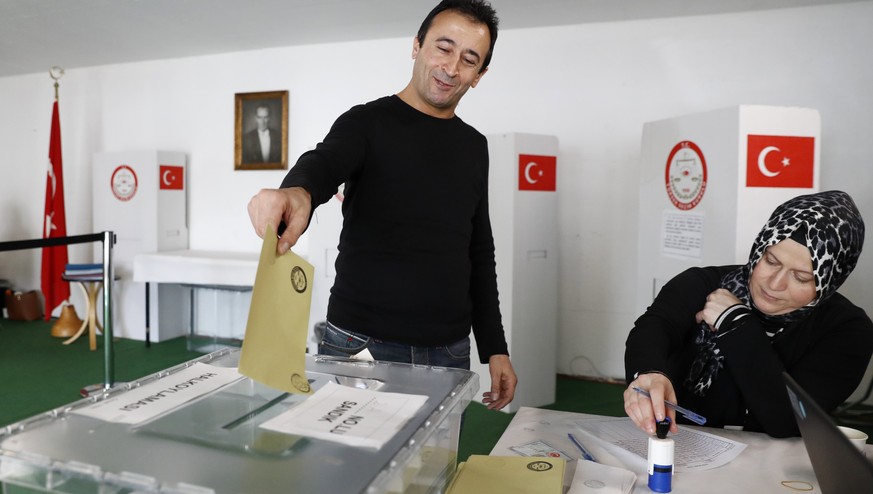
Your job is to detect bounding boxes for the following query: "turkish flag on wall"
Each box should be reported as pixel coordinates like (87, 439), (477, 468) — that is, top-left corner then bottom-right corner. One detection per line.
(159, 165), (184, 190)
(518, 154), (557, 191)
(746, 135), (815, 188)
(41, 101), (70, 319)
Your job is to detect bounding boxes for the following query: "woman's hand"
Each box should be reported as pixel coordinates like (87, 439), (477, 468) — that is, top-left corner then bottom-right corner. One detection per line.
(624, 372), (679, 435)
(695, 288), (742, 329)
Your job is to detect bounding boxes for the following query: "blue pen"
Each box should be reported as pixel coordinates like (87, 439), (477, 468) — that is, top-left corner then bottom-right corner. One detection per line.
(567, 433), (597, 462)
(632, 386), (707, 425)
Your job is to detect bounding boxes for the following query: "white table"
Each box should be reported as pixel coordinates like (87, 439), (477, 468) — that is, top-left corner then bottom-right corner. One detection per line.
(133, 250), (258, 286)
(133, 250), (258, 345)
(491, 407), (872, 493)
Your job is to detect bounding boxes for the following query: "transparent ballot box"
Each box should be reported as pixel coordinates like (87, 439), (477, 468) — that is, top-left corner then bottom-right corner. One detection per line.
(0, 348), (477, 494)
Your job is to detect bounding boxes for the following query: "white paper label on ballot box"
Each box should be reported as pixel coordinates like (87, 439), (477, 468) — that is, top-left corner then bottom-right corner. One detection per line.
(72, 363), (243, 424)
(259, 381), (428, 450)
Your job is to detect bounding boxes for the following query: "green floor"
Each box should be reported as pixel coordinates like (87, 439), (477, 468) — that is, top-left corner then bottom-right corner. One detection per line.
(0, 318), (204, 427)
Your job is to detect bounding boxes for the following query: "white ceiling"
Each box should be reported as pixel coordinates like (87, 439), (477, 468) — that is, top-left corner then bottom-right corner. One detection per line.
(0, 0), (859, 79)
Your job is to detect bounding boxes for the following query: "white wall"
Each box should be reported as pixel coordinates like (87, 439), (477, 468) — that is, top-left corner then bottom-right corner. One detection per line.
(2, 3), (872, 392)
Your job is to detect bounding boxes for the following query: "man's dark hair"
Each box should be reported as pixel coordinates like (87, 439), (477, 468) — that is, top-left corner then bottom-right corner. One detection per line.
(416, 0), (498, 73)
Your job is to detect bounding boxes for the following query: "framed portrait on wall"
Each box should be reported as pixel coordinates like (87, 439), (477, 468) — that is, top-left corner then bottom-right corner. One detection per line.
(234, 90), (288, 170)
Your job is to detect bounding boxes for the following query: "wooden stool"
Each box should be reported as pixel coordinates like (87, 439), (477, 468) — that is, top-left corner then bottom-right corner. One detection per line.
(61, 273), (104, 351)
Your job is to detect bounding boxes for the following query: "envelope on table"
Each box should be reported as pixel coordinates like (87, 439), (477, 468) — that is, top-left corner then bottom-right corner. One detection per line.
(447, 455), (565, 494)
(239, 224), (314, 395)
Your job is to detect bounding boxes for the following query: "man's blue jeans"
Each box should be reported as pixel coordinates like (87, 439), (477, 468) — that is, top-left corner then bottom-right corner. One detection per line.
(318, 321), (471, 370)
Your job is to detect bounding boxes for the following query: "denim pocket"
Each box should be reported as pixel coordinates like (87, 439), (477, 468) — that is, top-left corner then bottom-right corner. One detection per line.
(441, 337), (471, 363)
(318, 321), (369, 356)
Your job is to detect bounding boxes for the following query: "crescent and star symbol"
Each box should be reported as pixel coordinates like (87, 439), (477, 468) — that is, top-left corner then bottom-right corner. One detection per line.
(162, 169), (174, 186)
(45, 159), (58, 237)
(45, 213), (56, 238)
(47, 160), (57, 197)
(758, 146), (791, 177)
(524, 161), (543, 184)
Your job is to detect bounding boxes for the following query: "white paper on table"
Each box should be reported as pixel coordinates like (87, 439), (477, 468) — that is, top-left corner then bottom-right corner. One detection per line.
(568, 460), (637, 494)
(259, 381), (428, 449)
(573, 416), (746, 472)
(510, 439), (575, 461)
(72, 363), (244, 424)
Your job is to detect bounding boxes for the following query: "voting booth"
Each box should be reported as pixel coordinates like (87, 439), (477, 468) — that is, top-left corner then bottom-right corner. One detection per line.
(636, 106), (821, 314)
(92, 150), (189, 341)
(470, 133), (559, 413)
(0, 349), (476, 494)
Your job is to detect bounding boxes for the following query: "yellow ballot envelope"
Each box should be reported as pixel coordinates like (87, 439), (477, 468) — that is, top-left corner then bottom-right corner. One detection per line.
(239, 225), (315, 395)
(447, 455), (565, 494)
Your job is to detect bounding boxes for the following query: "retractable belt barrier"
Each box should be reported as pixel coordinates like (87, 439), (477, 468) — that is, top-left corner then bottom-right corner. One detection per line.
(0, 231), (117, 389)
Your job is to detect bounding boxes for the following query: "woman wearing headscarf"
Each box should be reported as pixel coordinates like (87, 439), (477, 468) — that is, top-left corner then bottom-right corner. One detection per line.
(624, 190), (872, 438)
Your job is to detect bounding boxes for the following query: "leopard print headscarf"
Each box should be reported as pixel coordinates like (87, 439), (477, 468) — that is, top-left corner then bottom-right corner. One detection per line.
(686, 190), (865, 396)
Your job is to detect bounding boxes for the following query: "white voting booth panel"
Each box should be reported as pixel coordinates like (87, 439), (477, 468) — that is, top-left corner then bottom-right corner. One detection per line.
(92, 151), (189, 341)
(470, 133), (558, 413)
(637, 105), (820, 315)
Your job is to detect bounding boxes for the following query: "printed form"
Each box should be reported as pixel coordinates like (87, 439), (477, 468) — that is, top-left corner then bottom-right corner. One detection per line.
(573, 416), (746, 472)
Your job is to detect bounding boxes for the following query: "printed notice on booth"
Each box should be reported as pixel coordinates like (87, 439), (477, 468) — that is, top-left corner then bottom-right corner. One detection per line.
(661, 211), (705, 261)
(72, 363), (244, 424)
(259, 381), (428, 449)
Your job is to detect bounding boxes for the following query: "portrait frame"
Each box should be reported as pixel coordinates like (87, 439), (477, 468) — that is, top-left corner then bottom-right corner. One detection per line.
(234, 90), (289, 170)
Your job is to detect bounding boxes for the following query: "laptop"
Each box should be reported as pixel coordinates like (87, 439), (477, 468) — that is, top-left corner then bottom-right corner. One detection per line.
(784, 372), (873, 493)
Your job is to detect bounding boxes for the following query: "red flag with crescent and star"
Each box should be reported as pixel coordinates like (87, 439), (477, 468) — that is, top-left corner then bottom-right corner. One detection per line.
(159, 165), (184, 190)
(746, 135), (815, 188)
(41, 100), (70, 320)
(518, 154), (557, 191)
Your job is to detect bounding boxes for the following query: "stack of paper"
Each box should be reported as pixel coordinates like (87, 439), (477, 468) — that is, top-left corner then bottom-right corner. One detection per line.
(447, 455), (565, 494)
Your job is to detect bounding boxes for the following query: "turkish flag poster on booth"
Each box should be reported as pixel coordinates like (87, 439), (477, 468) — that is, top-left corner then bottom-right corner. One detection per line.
(159, 165), (184, 190)
(746, 135), (815, 188)
(518, 154), (557, 191)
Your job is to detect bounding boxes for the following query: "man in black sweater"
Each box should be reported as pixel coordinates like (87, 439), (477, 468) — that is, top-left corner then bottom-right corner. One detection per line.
(247, 0), (517, 410)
